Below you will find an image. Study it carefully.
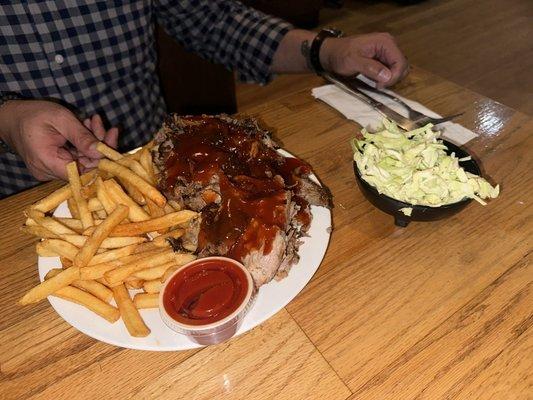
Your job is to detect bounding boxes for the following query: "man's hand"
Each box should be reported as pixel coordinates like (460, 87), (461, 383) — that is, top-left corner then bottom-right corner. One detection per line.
(0, 100), (118, 181)
(271, 30), (409, 88)
(320, 33), (408, 88)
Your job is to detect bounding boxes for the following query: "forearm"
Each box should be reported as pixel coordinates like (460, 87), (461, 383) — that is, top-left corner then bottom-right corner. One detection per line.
(271, 29), (336, 74)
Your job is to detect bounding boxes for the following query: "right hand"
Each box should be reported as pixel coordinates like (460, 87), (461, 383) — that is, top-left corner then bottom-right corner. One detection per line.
(0, 100), (118, 181)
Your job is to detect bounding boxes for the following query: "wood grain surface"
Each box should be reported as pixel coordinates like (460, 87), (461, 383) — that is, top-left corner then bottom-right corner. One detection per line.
(1, 67), (531, 399)
(237, 0), (533, 116)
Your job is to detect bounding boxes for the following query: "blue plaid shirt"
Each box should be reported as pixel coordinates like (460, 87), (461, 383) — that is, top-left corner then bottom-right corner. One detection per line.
(0, 1), (292, 198)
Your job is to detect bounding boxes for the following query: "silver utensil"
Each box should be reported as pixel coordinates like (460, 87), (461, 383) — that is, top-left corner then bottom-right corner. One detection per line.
(322, 72), (423, 131)
(332, 74), (464, 126)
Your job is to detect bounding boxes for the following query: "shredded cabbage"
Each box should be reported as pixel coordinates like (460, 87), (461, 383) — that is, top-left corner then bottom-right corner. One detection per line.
(352, 119), (499, 207)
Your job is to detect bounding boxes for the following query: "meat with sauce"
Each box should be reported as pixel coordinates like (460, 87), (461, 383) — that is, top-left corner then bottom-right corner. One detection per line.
(153, 114), (331, 287)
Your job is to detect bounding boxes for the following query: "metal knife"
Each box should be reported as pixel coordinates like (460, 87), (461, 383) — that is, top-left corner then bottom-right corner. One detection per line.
(322, 72), (423, 131)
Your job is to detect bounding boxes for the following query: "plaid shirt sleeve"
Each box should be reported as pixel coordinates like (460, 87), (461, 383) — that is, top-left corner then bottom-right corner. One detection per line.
(154, 0), (293, 84)
(0, 1), (293, 199)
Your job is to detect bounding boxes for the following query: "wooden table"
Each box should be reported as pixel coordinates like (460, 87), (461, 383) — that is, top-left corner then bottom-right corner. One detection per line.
(1, 67), (531, 400)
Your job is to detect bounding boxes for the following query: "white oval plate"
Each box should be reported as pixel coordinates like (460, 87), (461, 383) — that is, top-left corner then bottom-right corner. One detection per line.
(38, 150), (331, 350)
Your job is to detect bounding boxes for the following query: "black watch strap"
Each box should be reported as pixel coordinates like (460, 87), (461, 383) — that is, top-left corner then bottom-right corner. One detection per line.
(309, 28), (343, 75)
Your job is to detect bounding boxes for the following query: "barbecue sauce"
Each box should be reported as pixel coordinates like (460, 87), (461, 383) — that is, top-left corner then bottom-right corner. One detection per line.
(163, 116), (312, 262)
(163, 258), (248, 325)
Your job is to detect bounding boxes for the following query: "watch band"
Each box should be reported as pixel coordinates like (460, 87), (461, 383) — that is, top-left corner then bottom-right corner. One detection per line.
(309, 28), (343, 75)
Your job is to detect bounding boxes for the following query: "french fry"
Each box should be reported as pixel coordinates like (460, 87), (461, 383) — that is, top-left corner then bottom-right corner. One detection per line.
(60, 257), (73, 269)
(152, 228), (184, 247)
(128, 146), (143, 160)
(38, 239), (79, 260)
(95, 177), (117, 215)
(96, 277), (116, 288)
(81, 248), (167, 279)
(162, 264), (182, 282)
(119, 179), (146, 206)
(45, 268), (113, 303)
(73, 204), (129, 268)
(142, 140), (154, 152)
(132, 253), (194, 282)
(72, 280), (113, 302)
(95, 209), (107, 220)
(30, 170), (99, 213)
(98, 159), (166, 207)
(36, 242), (59, 257)
(27, 210), (77, 235)
(53, 286), (119, 323)
(66, 162), (93, 229)
(104, 179), (150, 222)
(61, 234), (146, 249)
(25, 217), (37, 226)
(133, 293), (159, 309)
(84, 210), (196, 237)
(139, 147), (156, 185)
(96, 142), (152, 182)
(104, 250), (179, 284)
(132, 261), (179, 281)
(34, 186), (72, 214)
(166, 201), (180, 212)
(21, 225), (60, 239)
(44, 268), (64, 278)
(19, 266), (80, 305)
(87, 197), (104, 212)
(112, 284), (150, 337)
(146, 198), (165, 219)
(54, 218), (84, 233)
(125, 279), (144, 290)
(142, 279), (163, 294)
(80, 184), (97, 200)
(87, 243), (140, 266)
(133, 240), (165, 254)
(67, 197), (80, 219)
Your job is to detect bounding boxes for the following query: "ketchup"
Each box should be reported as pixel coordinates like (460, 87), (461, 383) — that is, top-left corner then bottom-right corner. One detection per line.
(163, 259), (249, 325)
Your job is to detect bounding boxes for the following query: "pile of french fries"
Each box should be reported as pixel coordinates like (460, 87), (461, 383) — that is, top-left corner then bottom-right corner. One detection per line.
(19, 142), (198, 338)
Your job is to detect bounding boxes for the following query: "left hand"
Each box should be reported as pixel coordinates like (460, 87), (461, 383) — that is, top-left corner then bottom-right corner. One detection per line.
(321, 32), (409, 88)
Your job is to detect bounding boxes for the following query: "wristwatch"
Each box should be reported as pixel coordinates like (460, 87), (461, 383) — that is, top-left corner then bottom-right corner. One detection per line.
(0, 92), (22, 153)
(309, 28), (344, 75)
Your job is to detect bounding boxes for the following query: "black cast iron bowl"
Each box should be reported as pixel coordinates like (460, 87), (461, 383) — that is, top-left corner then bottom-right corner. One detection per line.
(353, 140), (481, 227)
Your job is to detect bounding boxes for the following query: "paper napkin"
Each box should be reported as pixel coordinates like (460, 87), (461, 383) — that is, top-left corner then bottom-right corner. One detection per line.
(312, 75), (478, 146)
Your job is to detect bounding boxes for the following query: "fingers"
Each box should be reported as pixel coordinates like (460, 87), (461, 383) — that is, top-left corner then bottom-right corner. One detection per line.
(104, 127), (119, 149)
(86, 114), (119, 148)
(333, 33), (409, 88)
(357, 58), (393, 87)
(372, 33), (408, 87)
(58, 113), (101, 159)
(90, 114), (107, 141)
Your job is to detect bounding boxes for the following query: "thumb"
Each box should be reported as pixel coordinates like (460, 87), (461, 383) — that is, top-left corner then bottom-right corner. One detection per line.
(45, 147), (75, 180)
(59, 115), (102, 159)
(357, 57), (392, 87)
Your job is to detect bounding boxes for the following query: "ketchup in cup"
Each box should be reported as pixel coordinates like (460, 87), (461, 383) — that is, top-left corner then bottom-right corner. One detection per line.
(159, 257), (255, 345)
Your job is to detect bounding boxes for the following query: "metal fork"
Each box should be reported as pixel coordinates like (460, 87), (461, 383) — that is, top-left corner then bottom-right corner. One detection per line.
(341, 75), (464, 126)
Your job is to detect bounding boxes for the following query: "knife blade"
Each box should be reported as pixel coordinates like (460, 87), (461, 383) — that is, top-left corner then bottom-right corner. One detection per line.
(322, 72), (423, 131)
